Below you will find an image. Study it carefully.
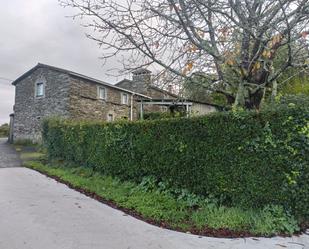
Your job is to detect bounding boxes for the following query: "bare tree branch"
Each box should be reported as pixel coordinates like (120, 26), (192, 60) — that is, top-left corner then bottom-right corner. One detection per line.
(59, 0), (309, 109)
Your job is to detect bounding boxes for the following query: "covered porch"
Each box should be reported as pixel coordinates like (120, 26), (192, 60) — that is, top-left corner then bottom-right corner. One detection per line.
(137, 99), (193, 119)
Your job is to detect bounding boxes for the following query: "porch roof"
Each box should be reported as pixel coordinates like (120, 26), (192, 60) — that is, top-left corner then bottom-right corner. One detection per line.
(136, 99), (194, 106)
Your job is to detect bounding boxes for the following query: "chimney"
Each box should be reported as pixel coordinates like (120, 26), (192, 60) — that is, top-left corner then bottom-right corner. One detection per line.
(132, 68), (152, 85)
(167, 84), (173, 93)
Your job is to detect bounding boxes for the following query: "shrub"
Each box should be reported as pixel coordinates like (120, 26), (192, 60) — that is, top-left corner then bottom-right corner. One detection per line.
(0, 123), (9, 137)
(143, 112), (173, 120)
(143, 111), (185, 120)
(43, 96), (309, 220)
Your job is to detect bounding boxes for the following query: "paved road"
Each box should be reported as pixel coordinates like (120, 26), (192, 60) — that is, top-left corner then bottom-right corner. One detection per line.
(0, 138), (21, 168)
(0, 139), (308, 249)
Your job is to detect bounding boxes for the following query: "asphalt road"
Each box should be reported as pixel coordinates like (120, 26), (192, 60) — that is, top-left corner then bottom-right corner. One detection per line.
(0, 138), (308, 249)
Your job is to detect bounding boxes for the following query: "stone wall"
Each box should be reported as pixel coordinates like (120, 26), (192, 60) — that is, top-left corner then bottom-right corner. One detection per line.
(69, 77), (140, 121)
(13, 68), (71, 142)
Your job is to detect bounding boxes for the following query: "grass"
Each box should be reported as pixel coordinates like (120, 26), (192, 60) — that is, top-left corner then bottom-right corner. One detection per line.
(20, 152), (45, 161)
(13, 139), (38, 146)
(24, 159), (191, 229)
(20, 149), (300, 237)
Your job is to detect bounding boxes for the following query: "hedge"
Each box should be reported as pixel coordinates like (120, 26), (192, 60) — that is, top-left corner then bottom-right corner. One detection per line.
(42, 98), (309, 220)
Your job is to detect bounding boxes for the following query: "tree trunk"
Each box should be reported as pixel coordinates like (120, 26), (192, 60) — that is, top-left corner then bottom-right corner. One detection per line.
(246, 89), (264, 110)
(234, 81), (246, 108)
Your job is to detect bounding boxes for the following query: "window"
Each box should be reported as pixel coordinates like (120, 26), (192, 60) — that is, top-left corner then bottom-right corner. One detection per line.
(98, 87), (106, 100)
(107, 113), (114, 122)
(35, 82), (44, 97)
(121, 93), (129, 105)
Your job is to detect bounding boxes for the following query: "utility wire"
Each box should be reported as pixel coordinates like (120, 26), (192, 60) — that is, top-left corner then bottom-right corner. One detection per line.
(0, 76), (13, 82)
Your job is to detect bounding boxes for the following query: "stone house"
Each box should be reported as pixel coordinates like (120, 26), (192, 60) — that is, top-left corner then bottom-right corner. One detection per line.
(10, 63), (218, 142)
(10, 64), (151, 142)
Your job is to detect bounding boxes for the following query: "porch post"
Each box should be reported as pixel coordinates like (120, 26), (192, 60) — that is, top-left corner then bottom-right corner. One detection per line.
(186, 104), (189, 117)
(140, 100), (144, 120)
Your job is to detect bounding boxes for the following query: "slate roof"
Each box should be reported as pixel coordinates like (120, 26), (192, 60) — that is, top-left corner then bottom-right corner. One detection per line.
(12, 63), (151, 99)
(115, 78), (178, 98)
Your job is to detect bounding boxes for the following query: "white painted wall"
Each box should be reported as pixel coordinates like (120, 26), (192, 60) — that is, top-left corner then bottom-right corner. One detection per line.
(191, 103), (217, 116)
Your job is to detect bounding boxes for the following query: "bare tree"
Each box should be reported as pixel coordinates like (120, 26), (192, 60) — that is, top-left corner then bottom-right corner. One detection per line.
(60, 0), (309, 109)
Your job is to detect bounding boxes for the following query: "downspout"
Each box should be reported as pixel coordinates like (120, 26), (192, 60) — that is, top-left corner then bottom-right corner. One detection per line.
(130, 93), (135, 121)
(9, 113), (14, 143)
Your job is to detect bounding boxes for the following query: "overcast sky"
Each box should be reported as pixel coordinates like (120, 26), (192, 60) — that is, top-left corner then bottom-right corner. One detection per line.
(0, 0), (127, 124)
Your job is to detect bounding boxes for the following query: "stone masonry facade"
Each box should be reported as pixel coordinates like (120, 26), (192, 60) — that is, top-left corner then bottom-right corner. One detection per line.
(11, 64), (147, 142)
(69, 77), (140, 121)
(13, 67), (71, 142)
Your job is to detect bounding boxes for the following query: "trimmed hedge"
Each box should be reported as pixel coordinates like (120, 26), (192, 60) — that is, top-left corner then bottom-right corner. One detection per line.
(43, 99), (309, 220)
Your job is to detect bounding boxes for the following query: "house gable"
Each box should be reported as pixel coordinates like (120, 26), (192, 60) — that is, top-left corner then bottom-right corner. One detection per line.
(12, 66), (71, 141)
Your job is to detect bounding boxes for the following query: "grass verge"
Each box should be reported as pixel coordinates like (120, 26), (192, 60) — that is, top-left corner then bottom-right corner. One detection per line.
(20, 150), (300, 237)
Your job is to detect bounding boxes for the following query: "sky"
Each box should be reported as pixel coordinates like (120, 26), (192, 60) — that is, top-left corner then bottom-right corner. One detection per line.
(0, 0), (127, 125)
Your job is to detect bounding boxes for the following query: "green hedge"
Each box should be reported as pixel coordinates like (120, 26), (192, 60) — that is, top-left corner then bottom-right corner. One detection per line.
(43, 99), (309, 220)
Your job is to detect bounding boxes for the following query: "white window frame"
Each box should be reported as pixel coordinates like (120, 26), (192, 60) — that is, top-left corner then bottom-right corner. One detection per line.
(98, 86), (107, 100)
(121, 92), (129, 105)
(107, 113), (114, 122)
(35, 82), (45, 98)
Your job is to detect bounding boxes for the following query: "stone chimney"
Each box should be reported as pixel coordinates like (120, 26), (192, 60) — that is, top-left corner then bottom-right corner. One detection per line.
(132, 68), (152, 85)
(167, 84), (173, 93)
(131, 68), (152, 94)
